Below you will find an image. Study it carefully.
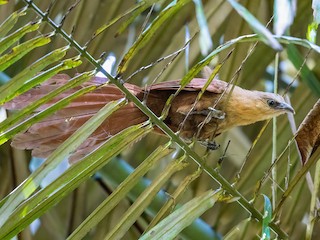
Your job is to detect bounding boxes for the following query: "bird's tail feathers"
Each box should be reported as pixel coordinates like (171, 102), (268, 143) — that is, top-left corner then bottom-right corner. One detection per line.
(4, 75), (147, 162)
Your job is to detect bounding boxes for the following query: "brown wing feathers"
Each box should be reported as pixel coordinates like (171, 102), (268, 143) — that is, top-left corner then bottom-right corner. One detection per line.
(148, 78), (227, 93)
(5, 75), (229, 161)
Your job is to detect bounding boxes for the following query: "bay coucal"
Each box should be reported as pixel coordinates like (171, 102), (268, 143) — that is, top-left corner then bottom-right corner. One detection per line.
(4, 72), (294, 160)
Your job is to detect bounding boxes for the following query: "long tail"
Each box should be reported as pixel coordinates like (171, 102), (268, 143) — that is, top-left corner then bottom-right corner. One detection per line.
(4, 74), (147, 162)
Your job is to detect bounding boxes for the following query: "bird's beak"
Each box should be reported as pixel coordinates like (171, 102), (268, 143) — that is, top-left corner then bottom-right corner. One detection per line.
(278, 102), (295, 114)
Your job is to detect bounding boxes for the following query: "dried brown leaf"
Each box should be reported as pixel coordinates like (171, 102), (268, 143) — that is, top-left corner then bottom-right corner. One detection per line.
(296, 99), (320, 164)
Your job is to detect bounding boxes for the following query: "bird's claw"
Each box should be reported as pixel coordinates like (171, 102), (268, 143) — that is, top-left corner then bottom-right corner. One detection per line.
(207, 107), (225, 120)
(189, 107), (225, 124)
(200, 140), (220, 150)
(201, 107), (225, 124)
(183, 107), (225, 120)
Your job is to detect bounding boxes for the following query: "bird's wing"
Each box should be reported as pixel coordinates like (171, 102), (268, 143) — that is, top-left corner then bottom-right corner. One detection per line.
(148, 78), (227, 93)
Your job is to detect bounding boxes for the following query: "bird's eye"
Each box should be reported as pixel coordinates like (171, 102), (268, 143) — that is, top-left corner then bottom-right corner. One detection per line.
(267, 99), (277, 107)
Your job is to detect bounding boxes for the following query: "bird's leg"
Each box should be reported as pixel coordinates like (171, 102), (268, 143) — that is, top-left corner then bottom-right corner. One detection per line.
(188, 107), (225, 123)
(208, 107), (225, 120)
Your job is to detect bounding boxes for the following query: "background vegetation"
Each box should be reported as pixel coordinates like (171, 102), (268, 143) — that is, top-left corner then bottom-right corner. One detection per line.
(0, 0), (319, 239)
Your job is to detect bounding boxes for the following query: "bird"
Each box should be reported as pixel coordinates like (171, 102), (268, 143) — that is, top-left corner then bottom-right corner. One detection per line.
(4, 70), (294, 162)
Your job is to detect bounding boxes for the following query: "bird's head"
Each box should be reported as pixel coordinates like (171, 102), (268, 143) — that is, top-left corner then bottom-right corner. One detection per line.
(255, 92), (295, 118)
(225, 88), (294, 129)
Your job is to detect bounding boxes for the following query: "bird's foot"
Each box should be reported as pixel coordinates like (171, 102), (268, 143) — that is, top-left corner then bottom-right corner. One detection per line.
(207, 107), (225, 120)
(200, 140), (220, 150)
(189, 108), (225, 124)
(201, 108), (225, 124)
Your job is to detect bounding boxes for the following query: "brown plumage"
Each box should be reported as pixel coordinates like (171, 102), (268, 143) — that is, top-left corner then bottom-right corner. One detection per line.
(4, 74), (294, 161)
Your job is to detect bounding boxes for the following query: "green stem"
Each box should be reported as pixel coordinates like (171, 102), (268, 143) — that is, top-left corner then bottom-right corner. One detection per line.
(272, 52), (279, 209)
